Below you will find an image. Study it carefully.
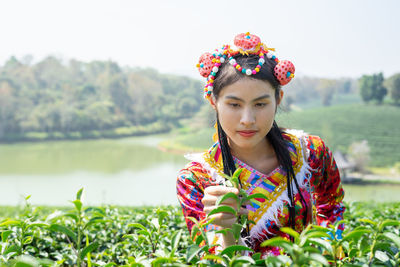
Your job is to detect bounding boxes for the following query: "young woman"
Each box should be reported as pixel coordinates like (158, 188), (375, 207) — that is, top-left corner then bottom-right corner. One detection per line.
(176, 33), (345, 257)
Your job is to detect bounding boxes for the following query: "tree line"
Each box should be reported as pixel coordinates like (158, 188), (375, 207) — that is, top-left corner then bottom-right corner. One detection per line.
(0, 56), (203, 141)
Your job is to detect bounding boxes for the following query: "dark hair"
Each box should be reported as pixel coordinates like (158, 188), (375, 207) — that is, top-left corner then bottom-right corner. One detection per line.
(212, 54), (307, 240)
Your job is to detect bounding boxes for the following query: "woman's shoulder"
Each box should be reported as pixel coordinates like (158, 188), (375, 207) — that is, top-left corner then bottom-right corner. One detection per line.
(177, 153), (216, 185)
(282, 129), (327, 150)
(177, 146), (227, 187)
(282, 129), (331, 164)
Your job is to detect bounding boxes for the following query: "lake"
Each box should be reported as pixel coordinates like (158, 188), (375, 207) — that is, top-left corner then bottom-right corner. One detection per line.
(1, 135), (399, 206)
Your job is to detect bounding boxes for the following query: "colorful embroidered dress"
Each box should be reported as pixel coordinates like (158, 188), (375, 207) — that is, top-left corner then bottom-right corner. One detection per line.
(176, 130), (345, 257)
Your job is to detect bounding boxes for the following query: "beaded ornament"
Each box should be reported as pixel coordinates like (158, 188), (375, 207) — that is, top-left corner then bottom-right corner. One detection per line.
(196, 32), (295, 100)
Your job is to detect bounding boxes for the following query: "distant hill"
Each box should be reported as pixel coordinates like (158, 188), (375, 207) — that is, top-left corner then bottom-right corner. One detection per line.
(277, 104), (400, 167)
(164, 103), (400, 168)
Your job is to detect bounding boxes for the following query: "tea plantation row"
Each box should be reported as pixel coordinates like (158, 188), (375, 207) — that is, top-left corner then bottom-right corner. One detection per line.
(0, 194), (399, 266)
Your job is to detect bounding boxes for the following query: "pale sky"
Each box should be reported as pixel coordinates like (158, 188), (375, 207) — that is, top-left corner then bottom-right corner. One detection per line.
(1, 0), (399, 79)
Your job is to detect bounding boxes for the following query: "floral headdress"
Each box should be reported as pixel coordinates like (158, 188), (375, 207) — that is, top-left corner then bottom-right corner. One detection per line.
(196, 32), (295, 101)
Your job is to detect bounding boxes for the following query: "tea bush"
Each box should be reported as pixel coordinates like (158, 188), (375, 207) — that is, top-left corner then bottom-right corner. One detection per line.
(0, 190), (399, 266)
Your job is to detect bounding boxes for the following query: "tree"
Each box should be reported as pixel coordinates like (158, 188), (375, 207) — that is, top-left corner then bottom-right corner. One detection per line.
(358, 73), (387, 104)
(384, 73), (400, 105)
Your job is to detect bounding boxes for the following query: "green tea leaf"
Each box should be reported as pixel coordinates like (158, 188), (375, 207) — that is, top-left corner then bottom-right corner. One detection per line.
(1, 230), (13, 242)
(207, 205), (237, 217)
(342, 229), (371, 242)
(358, 218), (378, 227)
(231, 223), (243, 240)
(26, 222), (49, 230)
(221, 245), (253, 258)
(4, 244), (19, 256)
(186, 244), (203, 263)
(171, 229), (182, 251)
(378, 219), (400, 232)
(232, 256), (256, 264)
(0, 219), (21, 227)
(252, 252), (261, 260)
(76, 188), (84, 200)
(349, 248), (358, 258)
(63, 213), (79, 222)
(280, 227), (300, 243)
(309, 253), (329, 266)
(375, 250), (389, 262)
(80, 242), (99, 260)
(307, 238), (333, 254)
(195, 233), (204, 246)
(49, 224), (77, 242)
(203, 254), (227, 264)
(137, 230), (150, 237)
(84, 217), (107, 229)
(22, 236), (33, 245)
(374, 242), (393, 254)
(84, 207), (106, 216)
(216, 192), (239, 207)
(382, 232), (400, 248)
(261, 237), (293, 252)
(232, 168), (243, 179)
(128, 223), (147, 231)
(156, 209), (169, 226)
(72, 200), (82, 212)
(246, 193), (268, 201)
(186, 217), (199, 225)
(191, 225), (200, 241)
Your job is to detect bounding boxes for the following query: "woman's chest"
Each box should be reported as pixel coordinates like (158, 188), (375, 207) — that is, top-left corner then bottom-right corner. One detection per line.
(239, 166), (314, 240)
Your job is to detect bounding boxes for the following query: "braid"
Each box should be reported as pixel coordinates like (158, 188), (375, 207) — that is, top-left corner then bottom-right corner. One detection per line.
(217, 117), (236, 177)
(267, 121), (308, 231)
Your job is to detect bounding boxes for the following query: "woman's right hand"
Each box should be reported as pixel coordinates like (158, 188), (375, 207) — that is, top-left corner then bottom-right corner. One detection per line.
(201, 185), (249, 229)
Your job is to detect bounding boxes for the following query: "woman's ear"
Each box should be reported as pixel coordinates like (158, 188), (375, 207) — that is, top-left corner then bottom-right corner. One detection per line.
(277, 90), (284, 106)
(210, 95), (217, 111)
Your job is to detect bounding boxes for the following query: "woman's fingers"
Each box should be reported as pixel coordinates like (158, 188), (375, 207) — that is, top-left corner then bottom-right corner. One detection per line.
(207, 213), (237, 228)
(202, 185), (251, 229)
(204, 186), (239, 196)
(202, 186), (240, 208)
(201, 195), (238, 207)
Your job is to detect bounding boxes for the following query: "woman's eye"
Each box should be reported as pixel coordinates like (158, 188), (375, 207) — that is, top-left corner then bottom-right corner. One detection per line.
(229, 103), (240, 108)
(255, 103), (267, 107)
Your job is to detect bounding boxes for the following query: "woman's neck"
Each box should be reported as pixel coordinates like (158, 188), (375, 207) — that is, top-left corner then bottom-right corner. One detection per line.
(228, 137), (276, 166)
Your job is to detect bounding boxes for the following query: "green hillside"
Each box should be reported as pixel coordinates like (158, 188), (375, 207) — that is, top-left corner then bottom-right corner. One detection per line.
(164, 104), (400, 167)
(278, 104), (400, 167)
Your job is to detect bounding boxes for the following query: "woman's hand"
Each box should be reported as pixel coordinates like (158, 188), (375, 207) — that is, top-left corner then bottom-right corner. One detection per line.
(202, 185), (249, 229)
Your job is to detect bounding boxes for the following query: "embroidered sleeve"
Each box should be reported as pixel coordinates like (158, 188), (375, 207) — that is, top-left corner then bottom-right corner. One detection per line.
(176, 163), (222, 252)
(307, 135), (345, 236)
(176, 166), (206, 233)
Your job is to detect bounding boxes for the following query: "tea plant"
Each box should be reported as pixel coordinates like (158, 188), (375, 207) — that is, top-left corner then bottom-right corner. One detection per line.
(0, 188), (399, 266)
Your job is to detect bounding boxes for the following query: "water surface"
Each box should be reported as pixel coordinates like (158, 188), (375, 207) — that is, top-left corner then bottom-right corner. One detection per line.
(1, 135), (399, 206)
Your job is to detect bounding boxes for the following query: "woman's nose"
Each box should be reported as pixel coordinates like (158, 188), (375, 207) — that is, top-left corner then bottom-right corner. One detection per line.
(240, 108), (256, 126)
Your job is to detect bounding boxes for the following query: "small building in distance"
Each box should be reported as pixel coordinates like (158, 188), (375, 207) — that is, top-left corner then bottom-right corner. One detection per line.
(333, 150), (356, 182)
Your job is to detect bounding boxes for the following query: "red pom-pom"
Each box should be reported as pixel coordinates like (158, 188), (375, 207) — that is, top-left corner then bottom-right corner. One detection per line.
(274, 60), (295, 86)
(198, 53), (214, 78)
(234, 33), (261, 50)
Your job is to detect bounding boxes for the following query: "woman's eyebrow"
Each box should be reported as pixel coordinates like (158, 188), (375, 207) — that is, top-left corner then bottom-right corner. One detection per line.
(252, 94), (271, 101)
(225, 94), (271, 102)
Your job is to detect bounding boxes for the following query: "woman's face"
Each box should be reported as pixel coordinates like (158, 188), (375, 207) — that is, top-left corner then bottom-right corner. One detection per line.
(212, 78), (283, 151)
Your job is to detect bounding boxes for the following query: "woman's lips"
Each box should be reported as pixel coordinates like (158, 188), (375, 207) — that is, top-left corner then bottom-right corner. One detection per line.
(237, 130), (257, 137)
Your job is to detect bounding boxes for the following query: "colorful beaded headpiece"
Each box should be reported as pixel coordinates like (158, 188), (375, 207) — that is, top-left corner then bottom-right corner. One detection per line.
(196, 32), (295, 101)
